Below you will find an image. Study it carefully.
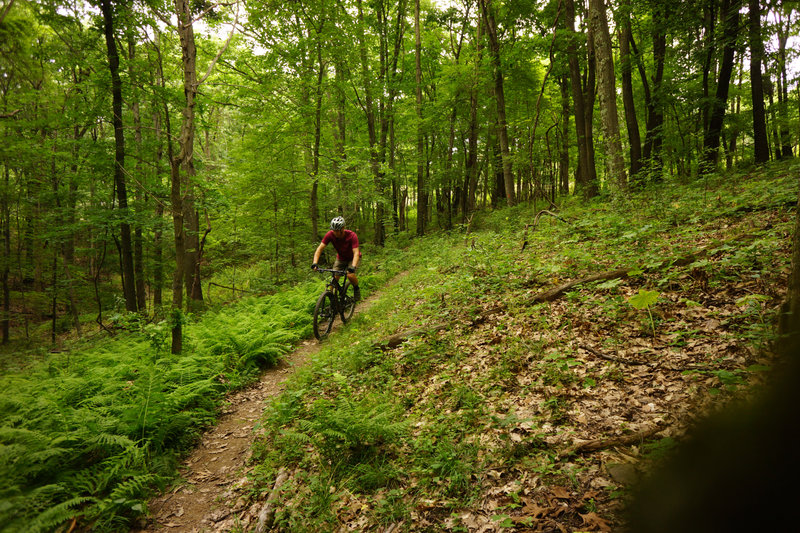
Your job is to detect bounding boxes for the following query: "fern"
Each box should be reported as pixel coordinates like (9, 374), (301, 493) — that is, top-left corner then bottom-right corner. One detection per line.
(26, 496), (93, 533)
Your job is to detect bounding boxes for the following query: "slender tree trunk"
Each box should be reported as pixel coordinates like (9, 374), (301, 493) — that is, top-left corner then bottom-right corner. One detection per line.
(588, 0), (627, 190)
(100, 0), (137, 312)
(776, 11), (793, 158)
(355, 0), (384, 244)
(128, 36), (147, 313)
(310, 38), (324, 242)
(559, 76), (571, 195)
(2, 165), (10, 343)
(701, 0), (716, 137)
(379, 0), (406, 237)
(643, 2), (666, 176)
(465, 12), (482, 217)
(749, 0), (769, 163)
(153, 104), (164, 308)
(618, 0), (642, 179)
(480, 0), (515, 206)
(565, 0), (597, 197)
(333, 61), (348, 215)
(415, 0), (427, 235)
(170, 0), (203, 352)
(701, 0), (740, 175)
(767, 75), (781, 160)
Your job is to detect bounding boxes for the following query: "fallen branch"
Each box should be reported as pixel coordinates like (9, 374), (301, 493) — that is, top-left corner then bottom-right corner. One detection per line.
(522, 210), (568, 251)
(0, 109), (21, 119)
(529, 232), (771, 304)
(255, 467), (288, 533)
(375, 323), (449, 350)
(578, 344), (649, 366)
(562, 424), (665, 458)
(532, 268), (631, 303)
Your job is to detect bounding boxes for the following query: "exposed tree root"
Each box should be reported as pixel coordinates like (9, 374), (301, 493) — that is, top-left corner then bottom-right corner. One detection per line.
(255, 467), (288, 533)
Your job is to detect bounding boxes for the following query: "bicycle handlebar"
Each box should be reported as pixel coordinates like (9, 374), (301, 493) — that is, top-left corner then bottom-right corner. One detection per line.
(315, 268), (348, 275)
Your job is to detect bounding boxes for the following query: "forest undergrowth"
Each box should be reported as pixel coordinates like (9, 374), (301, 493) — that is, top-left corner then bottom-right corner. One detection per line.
(1, 160), (798, 532)
(0, 249), (403, 531)
(246, 160), (799, 532)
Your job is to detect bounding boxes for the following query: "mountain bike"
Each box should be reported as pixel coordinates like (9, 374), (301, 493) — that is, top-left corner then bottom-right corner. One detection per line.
(313, 268), (357, 340)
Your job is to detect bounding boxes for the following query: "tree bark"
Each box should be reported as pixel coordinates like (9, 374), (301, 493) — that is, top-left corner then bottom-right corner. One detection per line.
(588, 0), (627, 190)
(701, 0), (740, 175)
(128, 36), (147, 313)
(170, 0), (203, 352)
(479, 0), (515, 206)
(2, 165), (10, 343)
(775, 12), (793, 159)
(415, 0), (427, 235)
(559, 76), (570, 195)
(618, 0), (642, 179)
(355, 0), (385, 244)
(100, 0), (137, 312)
(642, 2), (666, 176)
(310, 36), (324, 242)
(748, 0), (769, 163)
(465, 12), (482, 217)
(565, 0), (598, 197)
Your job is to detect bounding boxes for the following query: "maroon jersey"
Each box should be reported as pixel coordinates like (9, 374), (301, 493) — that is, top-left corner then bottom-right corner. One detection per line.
(322, 230), (359, 262)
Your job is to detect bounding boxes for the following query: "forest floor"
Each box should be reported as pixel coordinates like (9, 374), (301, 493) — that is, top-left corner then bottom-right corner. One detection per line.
(133, 275), (405, 533)
(132, 165), (797, 533)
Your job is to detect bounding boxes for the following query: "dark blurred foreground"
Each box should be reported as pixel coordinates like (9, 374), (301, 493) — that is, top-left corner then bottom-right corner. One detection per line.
(625, 345), (800, 532)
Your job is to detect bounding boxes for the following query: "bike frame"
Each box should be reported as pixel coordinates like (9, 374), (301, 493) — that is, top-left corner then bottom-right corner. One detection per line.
(313, 268), (356, 340)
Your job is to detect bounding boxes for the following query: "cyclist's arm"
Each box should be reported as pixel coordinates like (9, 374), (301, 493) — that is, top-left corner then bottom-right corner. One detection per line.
(351, 247), (360, 269)
(313, 241), (327, 265)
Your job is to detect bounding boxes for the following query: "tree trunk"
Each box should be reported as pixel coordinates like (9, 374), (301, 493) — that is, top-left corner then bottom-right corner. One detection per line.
(559, 76), (570, 195)
(355, 0), (385, 244)
(379, 0), (406, 238)
(2, 165), (10, 343)
(588, 0), (627, 190)
(170, 0), (202, 352)
(565, 0), (598, 197)
(310, 37), (324, 242)
(100, 0), (137, 312)
(748, 0), (769, 163)
(618, 0), (642, 179)
(775, 11), (793, 158)
(415, 0), (427, 235)
(701, 0), (740, 175)
(128, 36), (147, 313)
(480, 0), (515, 206)
(642, 2), (666, 176)
(465, 12), (482, 217)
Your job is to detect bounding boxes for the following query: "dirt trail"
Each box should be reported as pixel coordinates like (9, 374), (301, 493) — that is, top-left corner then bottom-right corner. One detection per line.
(134, 282), (393, 533)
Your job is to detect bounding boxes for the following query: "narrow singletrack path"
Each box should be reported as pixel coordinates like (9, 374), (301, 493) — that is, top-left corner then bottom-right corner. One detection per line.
(134, 275), (404, 532)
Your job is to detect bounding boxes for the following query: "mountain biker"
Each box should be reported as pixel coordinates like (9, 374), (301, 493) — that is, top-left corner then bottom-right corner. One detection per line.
(312, 216), (361, 301)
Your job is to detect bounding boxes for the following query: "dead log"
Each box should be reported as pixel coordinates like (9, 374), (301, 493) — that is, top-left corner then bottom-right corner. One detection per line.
(562, 424), (665, 458)
(375, 323), (449, 350)
(532, 268), (631, 303)
(255, 468), (288, 533)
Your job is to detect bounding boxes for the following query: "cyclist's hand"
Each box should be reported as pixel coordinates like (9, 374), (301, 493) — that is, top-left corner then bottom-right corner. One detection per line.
(347, 266), (356, 273)
(311, 263), (318, 271)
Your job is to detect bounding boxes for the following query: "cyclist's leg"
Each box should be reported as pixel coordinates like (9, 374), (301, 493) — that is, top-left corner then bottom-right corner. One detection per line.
(333, 259), (360, 300)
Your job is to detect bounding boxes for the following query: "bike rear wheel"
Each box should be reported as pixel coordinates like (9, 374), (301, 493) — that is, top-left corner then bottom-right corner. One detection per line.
(313, 291), (337, 340)
(340, 281), (357, 322)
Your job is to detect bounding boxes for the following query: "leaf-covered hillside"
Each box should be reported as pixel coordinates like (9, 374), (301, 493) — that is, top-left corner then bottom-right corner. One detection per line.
(243, 161), (799, 532)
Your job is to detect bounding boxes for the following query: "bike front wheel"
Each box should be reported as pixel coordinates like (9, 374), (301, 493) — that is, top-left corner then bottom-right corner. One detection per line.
(340, 281), (357, 323)
(313, 291), (337, 340)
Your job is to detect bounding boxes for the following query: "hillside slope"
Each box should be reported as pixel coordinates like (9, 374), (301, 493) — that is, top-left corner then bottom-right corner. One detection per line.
(242, 162), (798, 532)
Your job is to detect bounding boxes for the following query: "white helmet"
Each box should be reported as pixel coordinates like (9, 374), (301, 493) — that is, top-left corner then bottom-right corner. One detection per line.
(330, 216), (345, 230)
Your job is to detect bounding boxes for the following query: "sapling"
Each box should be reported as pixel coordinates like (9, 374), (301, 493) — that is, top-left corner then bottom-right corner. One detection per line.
(628, 289), (660, 337)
